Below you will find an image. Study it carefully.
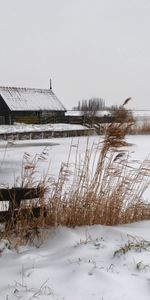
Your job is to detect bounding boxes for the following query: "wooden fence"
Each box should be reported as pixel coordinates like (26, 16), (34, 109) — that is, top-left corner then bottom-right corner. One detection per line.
(0, 187), (42, 222)
(0, 128), (95, 141)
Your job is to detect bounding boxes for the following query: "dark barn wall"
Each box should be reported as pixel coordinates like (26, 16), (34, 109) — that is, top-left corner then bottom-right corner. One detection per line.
(0, 96), (11, 124)
(13, 111), (39, 124)
(13, 111), (66, 124)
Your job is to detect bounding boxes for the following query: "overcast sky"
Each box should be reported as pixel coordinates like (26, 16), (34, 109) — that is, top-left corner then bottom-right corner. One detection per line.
(0, 0), (150, 109)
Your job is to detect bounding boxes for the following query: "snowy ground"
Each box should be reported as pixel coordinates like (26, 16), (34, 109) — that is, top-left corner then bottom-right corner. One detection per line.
(1, 135), (150, 299)
(0, 134), (150, 191)
(0, 135), (95, 188)
(0, 123), (88, 134)
(1, 222), (150, 299)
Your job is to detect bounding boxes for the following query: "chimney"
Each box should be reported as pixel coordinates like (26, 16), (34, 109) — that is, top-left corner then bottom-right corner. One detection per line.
(50, 78), (52, 90)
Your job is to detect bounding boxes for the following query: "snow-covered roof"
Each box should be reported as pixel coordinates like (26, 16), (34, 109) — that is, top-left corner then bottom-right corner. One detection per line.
(0, 86), (66, 112)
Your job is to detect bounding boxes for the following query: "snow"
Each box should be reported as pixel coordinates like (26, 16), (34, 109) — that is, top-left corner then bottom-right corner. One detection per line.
(0, 87), (66, 111)
(65, 110), (150, 119)
(65, 110), (111, 117)
(0, 123), (88, 134)
(1, 134), (150, 299)
(132, 110), (150, 119)
(1, 222), (150, 299)
(65, 110), (84, 116)
(0, 134), (149, 190)
(0, 136), (93, 188)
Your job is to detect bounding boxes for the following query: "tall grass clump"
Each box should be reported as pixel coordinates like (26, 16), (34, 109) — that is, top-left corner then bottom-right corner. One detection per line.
(45, 101), (150, 227)
(1, 99), (150, 243)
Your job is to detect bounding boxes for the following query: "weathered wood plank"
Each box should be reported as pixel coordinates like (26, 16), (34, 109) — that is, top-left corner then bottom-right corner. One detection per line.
(0, 187), (44, 223)
(0, 187), (40, 202)
(0, 128), (95, 141)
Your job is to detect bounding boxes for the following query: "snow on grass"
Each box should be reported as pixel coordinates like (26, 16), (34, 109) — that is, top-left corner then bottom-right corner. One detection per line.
(1, 135), (150, 298)
(1, 222), (150, 299)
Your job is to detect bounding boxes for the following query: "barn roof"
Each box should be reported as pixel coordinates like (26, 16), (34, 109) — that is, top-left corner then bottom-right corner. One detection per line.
(0, 86), (66, 112)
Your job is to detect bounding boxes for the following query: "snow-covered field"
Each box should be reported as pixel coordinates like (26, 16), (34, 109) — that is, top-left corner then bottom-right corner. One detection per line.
(0, 134), (149, 191)
(0, 135), (95, 188)
(1, 222), (150, 299)
(1, 135), (150, 299)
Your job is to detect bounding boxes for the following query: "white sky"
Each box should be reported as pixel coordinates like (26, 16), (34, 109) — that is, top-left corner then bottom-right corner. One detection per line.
(0, 0), (150, 109)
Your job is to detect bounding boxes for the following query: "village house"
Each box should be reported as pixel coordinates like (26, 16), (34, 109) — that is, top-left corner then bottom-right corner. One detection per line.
(0, 84), (66, 125)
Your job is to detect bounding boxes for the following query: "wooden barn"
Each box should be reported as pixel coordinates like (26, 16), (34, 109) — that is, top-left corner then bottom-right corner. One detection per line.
(0, 85), (66, 124)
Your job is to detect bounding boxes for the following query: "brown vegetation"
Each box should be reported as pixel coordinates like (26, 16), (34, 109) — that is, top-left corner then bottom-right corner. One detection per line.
(1, 103), (150, 244)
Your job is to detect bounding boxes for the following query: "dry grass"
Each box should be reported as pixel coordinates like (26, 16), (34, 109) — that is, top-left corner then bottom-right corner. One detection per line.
(1, 102), (150, 244)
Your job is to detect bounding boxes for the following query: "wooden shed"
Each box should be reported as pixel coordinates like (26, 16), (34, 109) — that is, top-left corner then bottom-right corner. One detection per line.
(0, 86), (66, 124)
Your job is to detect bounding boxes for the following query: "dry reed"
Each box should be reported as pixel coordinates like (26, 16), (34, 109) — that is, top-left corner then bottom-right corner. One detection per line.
(1, 102), (150, 244)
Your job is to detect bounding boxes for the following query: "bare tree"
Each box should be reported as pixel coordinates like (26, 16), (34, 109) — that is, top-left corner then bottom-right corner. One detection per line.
(74, 97), (105, 117)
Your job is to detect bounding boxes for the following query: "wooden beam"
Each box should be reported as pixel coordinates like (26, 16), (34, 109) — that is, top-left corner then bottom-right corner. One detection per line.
(0, 187), (41, 202)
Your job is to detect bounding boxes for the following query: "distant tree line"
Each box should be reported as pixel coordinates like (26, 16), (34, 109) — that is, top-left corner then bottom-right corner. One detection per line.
(74, 98), (105, 111)
(73, 98), (106, 119)
(72, 97), (133, 124)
